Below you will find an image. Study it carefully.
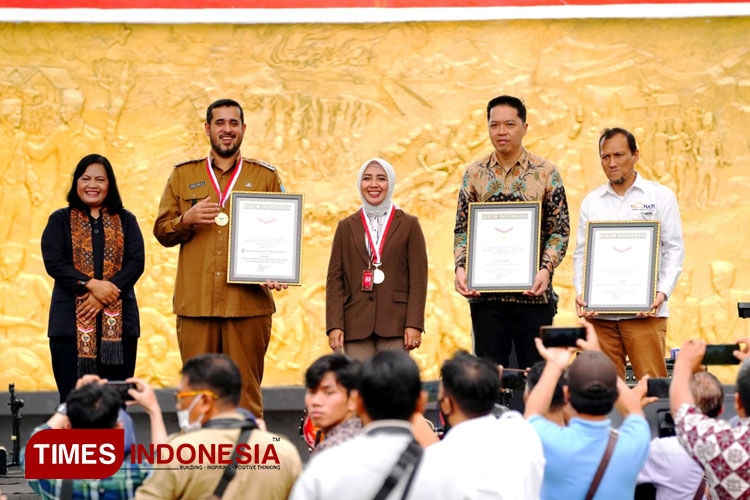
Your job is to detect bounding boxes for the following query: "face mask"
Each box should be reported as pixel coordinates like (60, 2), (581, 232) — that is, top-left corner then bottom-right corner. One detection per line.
(177, 395), (204, 433)
(438, 397), (452, 436)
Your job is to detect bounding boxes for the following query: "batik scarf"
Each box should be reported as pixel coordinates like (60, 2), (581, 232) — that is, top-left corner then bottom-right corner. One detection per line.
(71, 208), (124, 376)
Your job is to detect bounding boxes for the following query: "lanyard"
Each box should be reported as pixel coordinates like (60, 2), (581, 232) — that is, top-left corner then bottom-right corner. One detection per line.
(206, 155), (243, 208)
(360, 204), (395, 266)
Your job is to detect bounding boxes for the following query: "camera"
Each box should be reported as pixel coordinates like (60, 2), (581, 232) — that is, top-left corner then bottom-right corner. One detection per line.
(105, 381), (137, 401)
(540, 326), (587, 348)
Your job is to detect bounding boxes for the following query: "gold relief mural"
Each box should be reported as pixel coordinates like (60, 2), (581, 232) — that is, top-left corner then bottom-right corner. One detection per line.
(2, 18), (750, 389)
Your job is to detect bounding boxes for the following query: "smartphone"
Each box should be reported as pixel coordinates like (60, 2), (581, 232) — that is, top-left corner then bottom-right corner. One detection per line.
(540, 326), (587, 348)
(500, 371), (526, 392)
(106, 381), (137, 401)
(702, 344), (741, 365)
(422, 380), (440, 403)
(646, 377), (671, 399)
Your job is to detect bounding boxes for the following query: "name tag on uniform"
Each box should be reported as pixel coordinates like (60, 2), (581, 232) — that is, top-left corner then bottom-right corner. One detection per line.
(362, 270), (374, 292)
(189, 181), (207, 189)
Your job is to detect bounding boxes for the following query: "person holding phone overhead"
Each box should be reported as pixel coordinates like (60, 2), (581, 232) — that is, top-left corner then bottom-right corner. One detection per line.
(41, 154), (145, 403)
(325, 158), (428, 361)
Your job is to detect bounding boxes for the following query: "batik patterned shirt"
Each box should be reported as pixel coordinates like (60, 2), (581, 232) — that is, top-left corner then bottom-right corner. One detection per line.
(675, 403), (750, 500)
(311, 418), (363, 458)
(454, 148), (570, 304)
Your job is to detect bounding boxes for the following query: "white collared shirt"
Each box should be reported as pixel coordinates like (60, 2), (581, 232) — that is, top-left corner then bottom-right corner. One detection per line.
(290, 420), (416, 500)
(636, 436), (706, 500)
(411, 412), (545, 499)
(572, 172), (684, 318)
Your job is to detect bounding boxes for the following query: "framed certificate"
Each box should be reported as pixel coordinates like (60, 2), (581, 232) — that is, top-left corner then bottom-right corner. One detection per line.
(582, 221), (660, 314)
(227, 192), (303, 285)
(466, 201), (542, 292)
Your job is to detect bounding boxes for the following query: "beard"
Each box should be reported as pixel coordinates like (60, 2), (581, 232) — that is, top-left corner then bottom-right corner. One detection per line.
(612, 176), (626, 185)
(210, 136), (241, 159)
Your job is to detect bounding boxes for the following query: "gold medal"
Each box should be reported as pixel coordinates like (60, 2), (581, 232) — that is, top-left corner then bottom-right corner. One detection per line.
(215, 212), (229, 226)
(206, 154), (243, 226)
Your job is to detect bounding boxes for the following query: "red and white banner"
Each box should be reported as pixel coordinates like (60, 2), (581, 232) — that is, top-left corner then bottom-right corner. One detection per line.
(1, 0), (749, 7)
(1, 0), (749, 23)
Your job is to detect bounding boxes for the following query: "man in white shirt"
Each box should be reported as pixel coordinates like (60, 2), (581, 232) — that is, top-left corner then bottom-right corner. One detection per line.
(290, 351), (428, 500)
(573, 127), (684, 379)
(413, 351), (545, 499)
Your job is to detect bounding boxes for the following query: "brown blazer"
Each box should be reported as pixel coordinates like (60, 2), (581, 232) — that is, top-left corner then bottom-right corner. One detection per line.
(326, 208), (428, 341)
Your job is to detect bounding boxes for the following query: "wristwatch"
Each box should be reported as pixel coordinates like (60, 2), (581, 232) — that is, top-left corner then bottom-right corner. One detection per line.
(77, 278), (90, 294)
(55, 403), (67, 415)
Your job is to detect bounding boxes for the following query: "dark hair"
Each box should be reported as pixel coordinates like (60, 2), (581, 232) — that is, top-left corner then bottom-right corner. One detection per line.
(737, 360), (750, 416)
(690, 371), (724, 419)
(182, 354), (242, 406)
(441, 351), (500, 418)
(486, 95), (527, 123)
(305, 354), (360, 394)
(358, 351), (421, 421)
(206, 98), (244, 125)
(66, 383), (121, 430)
(599, 127), (638, 154)
(66, 154), (123, 214)
(526, 361), (567, 410)
(568, 386), (618, 416)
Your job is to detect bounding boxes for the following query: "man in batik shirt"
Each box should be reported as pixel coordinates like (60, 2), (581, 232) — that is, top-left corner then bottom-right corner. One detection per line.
(454, 95), (569, 369)
(670, 338), (750, 500)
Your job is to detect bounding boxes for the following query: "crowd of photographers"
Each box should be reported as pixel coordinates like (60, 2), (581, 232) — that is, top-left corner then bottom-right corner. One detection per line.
(14, 319), (750, 500)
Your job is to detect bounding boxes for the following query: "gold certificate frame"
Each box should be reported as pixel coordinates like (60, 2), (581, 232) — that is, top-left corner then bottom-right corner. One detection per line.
(582, 220), (660, 314)
(227, 191), (304, 285)
(466, 201), (542, 292)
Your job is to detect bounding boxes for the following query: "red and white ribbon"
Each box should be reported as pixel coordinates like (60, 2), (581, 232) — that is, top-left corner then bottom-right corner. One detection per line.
(360, 204), (395, 265)
(206, 155), (243, 208)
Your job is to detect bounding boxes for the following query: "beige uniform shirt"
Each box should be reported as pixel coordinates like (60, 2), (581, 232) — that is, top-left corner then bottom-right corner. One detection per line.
(135, 413), (302, 500)
(154, 156), (283, 317)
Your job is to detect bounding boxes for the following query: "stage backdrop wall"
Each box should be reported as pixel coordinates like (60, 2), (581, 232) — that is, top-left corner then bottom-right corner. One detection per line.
(2, 16), (750, 389)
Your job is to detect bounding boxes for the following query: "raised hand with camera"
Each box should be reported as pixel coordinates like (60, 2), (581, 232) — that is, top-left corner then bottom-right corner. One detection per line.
(524, 338), (575, 419)
(733, 338), (750, 362)
(575, 320), (601, 352)
(126, 377), (168, 446)
(22, 374), (154, 499)
(614, 376), (656, 418)
(669, 339), (706, 415)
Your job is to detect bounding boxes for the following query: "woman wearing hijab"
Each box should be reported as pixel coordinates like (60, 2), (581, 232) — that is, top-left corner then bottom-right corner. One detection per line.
(41, 153), (145, 403)
(325, 158), (428, 361)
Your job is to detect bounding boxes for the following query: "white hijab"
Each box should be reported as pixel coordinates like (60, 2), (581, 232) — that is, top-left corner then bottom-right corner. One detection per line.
(357, 158), (396, 218)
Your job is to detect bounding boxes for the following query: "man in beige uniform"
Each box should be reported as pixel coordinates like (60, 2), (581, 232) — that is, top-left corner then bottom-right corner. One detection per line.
(135, 354), (301, 500)
(154, 98), (285, 417)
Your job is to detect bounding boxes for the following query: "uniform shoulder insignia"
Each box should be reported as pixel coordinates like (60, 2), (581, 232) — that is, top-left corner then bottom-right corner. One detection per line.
(244, 157), (276, 172)
(174, 157), (206, 168)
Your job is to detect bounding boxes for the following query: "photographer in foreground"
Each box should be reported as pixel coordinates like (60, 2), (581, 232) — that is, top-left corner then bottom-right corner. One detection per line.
(525, 321), (652, 500)
(21, 374), (159, 500)
(135, 354), (301, 500)
(670, 339), (750, 500)
(637, 371), (722, 500)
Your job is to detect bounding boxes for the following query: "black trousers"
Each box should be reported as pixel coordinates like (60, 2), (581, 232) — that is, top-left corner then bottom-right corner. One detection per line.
(49, 336), (138, 404)
(469, 301), (555, 369)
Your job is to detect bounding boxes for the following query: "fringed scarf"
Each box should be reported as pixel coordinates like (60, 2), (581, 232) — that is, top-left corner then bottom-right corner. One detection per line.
(71, 208), (124, 376)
